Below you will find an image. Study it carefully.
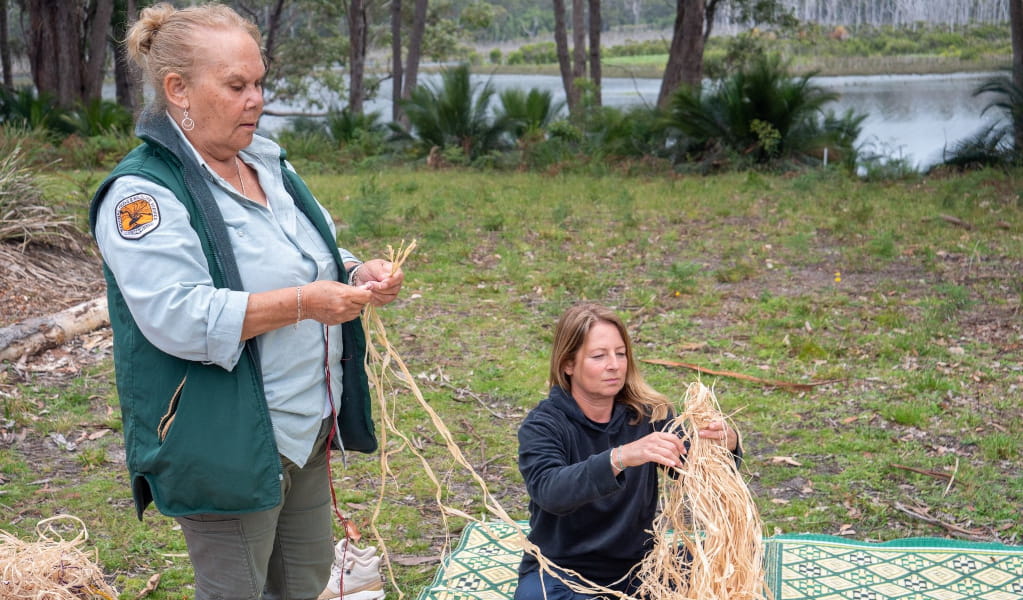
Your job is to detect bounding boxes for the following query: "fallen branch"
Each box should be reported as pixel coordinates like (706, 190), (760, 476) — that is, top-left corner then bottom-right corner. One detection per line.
(889, 463), (953, 481)
(641, 358), (843, 391)
(892, 502), (989, 541)
(938, 214), (973, 230)
(0, 296), (109, 362)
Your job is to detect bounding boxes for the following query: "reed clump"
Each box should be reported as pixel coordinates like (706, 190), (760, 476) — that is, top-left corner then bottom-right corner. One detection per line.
(0, 514), (118, 600)
(637, 381), (768, 600)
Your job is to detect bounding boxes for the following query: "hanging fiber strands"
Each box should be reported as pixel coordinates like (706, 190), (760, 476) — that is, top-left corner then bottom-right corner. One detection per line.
(0, 514), (118, 600)
(355, 254), (760, 600)
(358, 241), (544, 599)
(636, 381), (768, 600)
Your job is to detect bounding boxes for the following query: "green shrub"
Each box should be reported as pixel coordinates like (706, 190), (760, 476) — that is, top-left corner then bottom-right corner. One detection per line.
(0, 86), (72, 136)
(514, 41), (557, 65)
(497, 87), (564, 139)
(62, 98), (133, 137)
(397, 64), (512, 161)
(663, 53), (864, 170)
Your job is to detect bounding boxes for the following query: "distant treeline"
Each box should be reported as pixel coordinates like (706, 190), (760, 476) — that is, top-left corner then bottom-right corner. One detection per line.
(716, 0), (1007, 29)
(482, 1), (1008, 46)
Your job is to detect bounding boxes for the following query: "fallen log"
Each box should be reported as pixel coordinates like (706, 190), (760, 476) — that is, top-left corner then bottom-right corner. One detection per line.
(0, 296), (109, 362)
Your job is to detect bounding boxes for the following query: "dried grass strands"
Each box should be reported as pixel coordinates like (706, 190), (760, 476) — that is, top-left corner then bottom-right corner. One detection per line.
(358, 241), (534, 599)
(356, 242), (640, 600)
(636, 381), (768, 600)
(0, 514), (118, 600)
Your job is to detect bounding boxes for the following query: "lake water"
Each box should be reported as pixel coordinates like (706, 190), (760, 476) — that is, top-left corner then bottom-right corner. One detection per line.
(266, 70), (1002, 171)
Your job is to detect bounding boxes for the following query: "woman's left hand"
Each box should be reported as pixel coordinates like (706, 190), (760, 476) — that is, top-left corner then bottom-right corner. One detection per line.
(697, 420), (738, 452)
(352, 258), (404, 306)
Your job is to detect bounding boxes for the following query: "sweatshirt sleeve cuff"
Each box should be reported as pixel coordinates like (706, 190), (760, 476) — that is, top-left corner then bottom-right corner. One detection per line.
(594, 449), (625, 491)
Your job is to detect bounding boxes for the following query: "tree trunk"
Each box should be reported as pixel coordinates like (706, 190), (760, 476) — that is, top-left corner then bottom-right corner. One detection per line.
(1011, 0), (1023, 149)
(348, 0), (367, 114)
(26, 0), (82, 108)
(390, 0), (403, 122)
(679, 0), (705, 88)
(263, 0), (287, 63)
(402, 0), (428, 101)
(571, 0), (585, 86)
(658, 0), (686, 109)
(0, 0), (11, 89)
(704, 0), (720, 41)
(588, 0), (601, 106)
(657, 0), (704, 109)
(25, 0), (113, 108)
(552, 0), (578, 115)
(83, 0), (115, 102)
(112, 0), (143, 116)
(0, 297), (109, 362)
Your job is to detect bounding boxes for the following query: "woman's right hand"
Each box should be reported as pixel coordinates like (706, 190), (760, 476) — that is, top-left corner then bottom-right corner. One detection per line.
(617, 432), (688, 470)
(302, 279), (374, 325)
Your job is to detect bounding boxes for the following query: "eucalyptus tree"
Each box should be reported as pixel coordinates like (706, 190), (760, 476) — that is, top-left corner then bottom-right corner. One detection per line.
(552, 0), (577, 112)
(552, 0), (602, 117)
(111, 0), (146, 115)
(658, 0), (792, 109)
(1012, 0), (1023, 149)
(390, 0), (429, 123)
(1, 0), (11, 88)
(22, 0), (114, 109)
(233, 0), (351, 109)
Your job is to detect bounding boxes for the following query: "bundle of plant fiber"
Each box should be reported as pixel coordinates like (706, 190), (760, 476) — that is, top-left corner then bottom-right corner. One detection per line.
(0, 514), (117, 600)
(636, 381), (769, 600)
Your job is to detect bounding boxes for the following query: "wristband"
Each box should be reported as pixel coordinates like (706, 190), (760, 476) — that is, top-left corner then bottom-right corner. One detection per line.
(348, 264), (363, 286)
(613, 446), (626, 471)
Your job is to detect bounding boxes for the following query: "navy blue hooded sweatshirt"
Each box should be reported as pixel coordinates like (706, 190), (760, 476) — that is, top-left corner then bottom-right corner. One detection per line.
(516, 385), (742, 589)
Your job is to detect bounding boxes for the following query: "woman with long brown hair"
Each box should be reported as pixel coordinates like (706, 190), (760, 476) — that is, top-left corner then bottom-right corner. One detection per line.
(515, 303), (740, 600)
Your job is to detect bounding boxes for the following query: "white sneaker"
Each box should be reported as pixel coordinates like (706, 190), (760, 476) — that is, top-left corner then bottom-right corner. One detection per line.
(334, 538), (377, 561)
(318, 554), (384, 600)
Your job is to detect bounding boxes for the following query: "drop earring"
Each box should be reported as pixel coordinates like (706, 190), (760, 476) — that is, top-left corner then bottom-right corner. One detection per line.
(181, 110), (195, 131)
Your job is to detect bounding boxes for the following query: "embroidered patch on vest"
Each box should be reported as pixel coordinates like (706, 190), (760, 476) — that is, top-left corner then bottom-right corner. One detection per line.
(115, 193), (161, 239)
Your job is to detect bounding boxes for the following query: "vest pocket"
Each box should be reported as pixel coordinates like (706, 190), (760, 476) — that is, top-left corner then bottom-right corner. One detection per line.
(158, 375), (186, 442)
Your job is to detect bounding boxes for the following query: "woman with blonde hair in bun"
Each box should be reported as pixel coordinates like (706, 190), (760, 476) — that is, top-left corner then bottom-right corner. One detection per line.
(90, 4), (402, 598)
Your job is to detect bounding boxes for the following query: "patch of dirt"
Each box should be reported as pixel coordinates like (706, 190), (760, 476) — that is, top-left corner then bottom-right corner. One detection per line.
(0, 242), (114, 521)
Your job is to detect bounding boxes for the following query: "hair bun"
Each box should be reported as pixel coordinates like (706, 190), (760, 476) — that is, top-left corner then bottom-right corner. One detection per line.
(127, 2), (176, 57)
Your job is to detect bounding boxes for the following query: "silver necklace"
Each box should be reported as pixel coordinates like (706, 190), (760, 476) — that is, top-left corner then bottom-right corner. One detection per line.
(235, 157), (247, 196)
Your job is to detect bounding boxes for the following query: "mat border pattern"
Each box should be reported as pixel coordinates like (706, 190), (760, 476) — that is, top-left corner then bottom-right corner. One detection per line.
(418, 522), (1023, 600)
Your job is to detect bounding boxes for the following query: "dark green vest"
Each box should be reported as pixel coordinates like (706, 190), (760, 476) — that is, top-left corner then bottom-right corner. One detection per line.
(90, 114), (375, 519)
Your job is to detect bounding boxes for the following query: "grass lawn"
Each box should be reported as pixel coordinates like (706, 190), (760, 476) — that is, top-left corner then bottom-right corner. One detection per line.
(1, 164), (1021, 599)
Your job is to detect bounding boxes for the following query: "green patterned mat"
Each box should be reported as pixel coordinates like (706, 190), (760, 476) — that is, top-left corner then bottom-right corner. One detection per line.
(418, 521), (1023, 600)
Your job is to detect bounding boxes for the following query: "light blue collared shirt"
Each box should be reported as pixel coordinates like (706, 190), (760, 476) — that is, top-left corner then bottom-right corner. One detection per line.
(95, 123), (357, 467)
